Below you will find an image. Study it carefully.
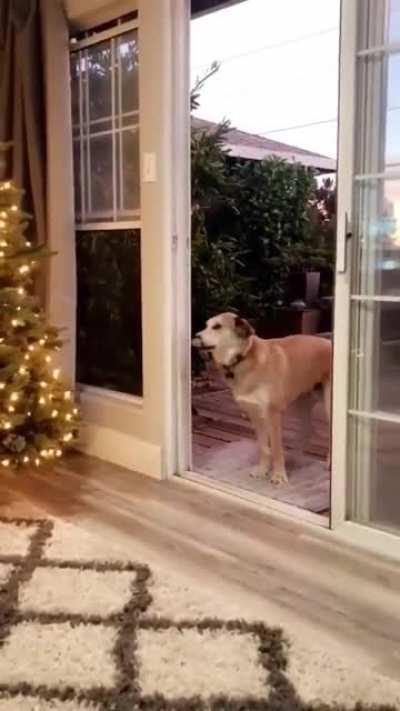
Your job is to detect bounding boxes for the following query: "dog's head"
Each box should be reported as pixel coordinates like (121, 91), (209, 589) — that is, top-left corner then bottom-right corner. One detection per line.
(192, 312), (254, 365)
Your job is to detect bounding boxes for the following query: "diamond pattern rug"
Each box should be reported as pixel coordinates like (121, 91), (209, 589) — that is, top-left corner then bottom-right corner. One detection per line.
(0, 517), (397, 711)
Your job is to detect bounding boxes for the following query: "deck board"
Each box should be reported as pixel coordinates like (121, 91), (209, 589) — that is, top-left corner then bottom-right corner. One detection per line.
(192, 383), (330, 514)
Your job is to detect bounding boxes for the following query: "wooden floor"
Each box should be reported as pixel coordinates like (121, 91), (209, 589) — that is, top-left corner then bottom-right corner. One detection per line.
(192, 378), (330, 514)
(1, 452), (400, 683)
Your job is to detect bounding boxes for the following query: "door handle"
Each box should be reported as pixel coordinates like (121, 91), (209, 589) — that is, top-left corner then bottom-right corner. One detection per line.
(337, 211), (352, 274)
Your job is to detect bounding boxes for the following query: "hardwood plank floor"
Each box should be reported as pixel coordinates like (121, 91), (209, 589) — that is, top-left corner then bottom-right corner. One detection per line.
(0, 452), (399, 682)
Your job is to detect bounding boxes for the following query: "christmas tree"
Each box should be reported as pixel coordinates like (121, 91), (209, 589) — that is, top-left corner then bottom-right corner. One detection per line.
(0, 146), (79, 469)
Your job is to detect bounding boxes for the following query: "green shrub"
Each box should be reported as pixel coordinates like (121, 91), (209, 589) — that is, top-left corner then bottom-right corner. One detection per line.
(190, 67), (335, 331)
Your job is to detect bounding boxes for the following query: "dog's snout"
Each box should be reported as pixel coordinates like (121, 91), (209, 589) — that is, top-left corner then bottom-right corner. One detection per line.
(192, 335), (203, 348)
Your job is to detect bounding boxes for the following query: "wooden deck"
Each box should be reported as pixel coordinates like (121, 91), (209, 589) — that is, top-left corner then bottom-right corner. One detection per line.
(192, 377), (330, 514)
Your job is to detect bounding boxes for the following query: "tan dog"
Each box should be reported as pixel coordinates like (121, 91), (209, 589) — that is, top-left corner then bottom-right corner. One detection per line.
(193, 312), (331, 485)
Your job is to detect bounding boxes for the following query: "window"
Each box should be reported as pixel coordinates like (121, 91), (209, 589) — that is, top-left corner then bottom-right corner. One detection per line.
(76, 229), (142, 395)
(70, 18), (142, 396)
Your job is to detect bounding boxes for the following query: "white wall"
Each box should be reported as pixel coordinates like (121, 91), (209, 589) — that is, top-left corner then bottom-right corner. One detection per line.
(61, 0), (181, 479)
(64, 0), (138, 29)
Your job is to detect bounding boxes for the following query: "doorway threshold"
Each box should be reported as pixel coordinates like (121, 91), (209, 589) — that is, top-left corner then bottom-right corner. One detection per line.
(179, 469), (329, 528)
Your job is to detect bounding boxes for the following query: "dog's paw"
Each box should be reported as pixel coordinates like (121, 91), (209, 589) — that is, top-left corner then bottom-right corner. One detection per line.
(270, 469), (289, 486)
(249, 464), (270, 479)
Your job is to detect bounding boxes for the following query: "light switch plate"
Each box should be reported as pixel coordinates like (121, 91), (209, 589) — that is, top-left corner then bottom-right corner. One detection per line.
(143, 152), (157, 182)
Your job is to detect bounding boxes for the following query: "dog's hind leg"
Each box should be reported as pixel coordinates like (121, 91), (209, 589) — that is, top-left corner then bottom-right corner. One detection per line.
(323, 378), (332, 470)
(294, 393), (313, 456)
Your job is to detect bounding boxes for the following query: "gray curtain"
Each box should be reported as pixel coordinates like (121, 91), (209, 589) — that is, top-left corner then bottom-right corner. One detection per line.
(0, 0), (76, 382)
(0, 0), (46, 247)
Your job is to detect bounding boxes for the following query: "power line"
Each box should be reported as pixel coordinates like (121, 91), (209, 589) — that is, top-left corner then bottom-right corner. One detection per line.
(257, 105), (400, 137)
(257, 118), (337, 136)
(193, 26), (339, 72)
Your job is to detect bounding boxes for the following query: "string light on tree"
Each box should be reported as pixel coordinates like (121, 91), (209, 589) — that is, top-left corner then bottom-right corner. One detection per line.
(0, 143), (79, 469)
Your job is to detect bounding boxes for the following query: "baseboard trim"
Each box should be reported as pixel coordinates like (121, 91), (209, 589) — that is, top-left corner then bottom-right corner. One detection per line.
(76, 422), (162, 479)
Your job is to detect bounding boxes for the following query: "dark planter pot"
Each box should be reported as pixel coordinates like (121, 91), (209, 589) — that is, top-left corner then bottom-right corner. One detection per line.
(319, 296), (334, 333)
(289, 271), (321, 306)
(250, 306), (322, 339)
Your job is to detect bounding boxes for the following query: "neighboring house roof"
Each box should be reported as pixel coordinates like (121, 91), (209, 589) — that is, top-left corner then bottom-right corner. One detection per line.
(191, 0), (246, 17)
(192, 117), (337, 174)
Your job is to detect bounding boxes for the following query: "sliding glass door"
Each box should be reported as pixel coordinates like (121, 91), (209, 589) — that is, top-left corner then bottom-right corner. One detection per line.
(334, 0), (400, 535)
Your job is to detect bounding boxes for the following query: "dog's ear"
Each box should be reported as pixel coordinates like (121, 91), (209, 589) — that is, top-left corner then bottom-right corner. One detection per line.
(234, 316), (254, 339)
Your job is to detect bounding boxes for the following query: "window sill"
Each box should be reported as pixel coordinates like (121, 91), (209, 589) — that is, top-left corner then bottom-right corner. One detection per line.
(77, 383), (144, 408)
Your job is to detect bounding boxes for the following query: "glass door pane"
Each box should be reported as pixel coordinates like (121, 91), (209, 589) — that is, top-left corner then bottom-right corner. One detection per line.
(348, 0), (400, 533)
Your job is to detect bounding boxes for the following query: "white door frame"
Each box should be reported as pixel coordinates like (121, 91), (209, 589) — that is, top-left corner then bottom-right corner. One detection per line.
(174, 0), (193, 479)
(173, 0), (330, 526)
(329, 0), (357, 528)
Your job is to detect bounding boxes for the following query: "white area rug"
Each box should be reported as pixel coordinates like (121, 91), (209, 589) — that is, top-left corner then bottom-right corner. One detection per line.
(0, 517), (398, 710)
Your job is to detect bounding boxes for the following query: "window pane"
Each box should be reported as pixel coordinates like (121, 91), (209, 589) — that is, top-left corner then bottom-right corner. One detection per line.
(390, 0), (400, 43)
(119, 128), (140, 215)
(349, 299), (400, 415)
(356, 53), (400, 175)
(352, 180), (400, 297)
(118, 30), (139, 116)
(350, 2), (400, 538)
(386, 54), (400, 172)
(89, 118), (113, 135)
(70, 26), (141, 225)
(76, 229), (143, 396)
(73, 140), (82, 220)
(70, 53), (80, 131)
(348, 416), (400, 533)
(358, 0), (400, 49)
(87, 40), (112, 124)
(90, 134), (113, 218)
(122, 112), (139, 128)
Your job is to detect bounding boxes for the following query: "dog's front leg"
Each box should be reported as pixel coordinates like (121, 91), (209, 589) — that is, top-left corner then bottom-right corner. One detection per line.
(248, 412), (271, 478)
(268, 409), (288, 485)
